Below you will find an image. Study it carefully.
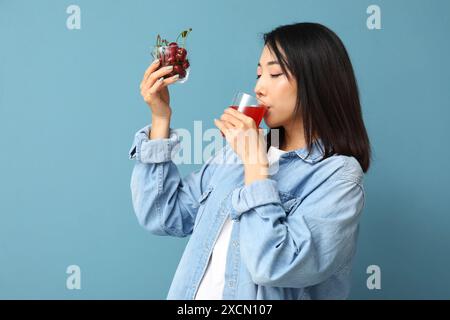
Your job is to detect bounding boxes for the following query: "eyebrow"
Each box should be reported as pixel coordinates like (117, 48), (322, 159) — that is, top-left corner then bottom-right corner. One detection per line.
(257, 61), (280, 67)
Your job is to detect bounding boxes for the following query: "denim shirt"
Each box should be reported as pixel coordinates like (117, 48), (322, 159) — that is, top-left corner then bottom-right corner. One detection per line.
(128, 125), (365, 300)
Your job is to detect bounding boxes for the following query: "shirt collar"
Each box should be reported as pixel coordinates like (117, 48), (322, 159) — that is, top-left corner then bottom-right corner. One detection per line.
(280, 138), (325, 164)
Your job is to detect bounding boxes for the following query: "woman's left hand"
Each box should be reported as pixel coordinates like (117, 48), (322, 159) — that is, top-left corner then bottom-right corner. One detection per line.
(214, 108), (269, 184)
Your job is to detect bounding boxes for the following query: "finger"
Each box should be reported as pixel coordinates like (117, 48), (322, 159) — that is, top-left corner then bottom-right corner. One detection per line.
(143, 59), (161, 82)
(146, 74), (179, 96)
(220, 113), (242, 128)
(140, 61), (161, 91)
(224, 107), (255, 126)
(145, 65), (175, 90)
(214, 119), (233, 136)
(258, 128), (266, 137)
(214, 118), (225, 133)
(214, 118), (232, 130)
(222, 120), (234, 131)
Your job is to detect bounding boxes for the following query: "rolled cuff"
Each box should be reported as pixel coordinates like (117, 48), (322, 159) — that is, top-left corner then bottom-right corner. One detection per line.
(230, 179), (281, 221)
(128, 124), (181, 163)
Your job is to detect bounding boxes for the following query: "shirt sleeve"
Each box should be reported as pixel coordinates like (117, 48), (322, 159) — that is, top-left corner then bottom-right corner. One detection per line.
(231, 176), (365, 288)
(129, 124), (216, 237)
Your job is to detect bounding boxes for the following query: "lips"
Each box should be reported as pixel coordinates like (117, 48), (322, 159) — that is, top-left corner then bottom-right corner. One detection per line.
(257, 98), (269, 106)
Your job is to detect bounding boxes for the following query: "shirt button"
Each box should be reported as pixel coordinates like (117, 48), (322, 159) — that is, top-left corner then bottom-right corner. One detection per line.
(228, 281), (234, 287)
(233, 241), (239, 247)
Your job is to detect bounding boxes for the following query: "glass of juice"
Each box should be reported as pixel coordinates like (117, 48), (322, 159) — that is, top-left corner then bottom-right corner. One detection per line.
(220, 92), (267, 137)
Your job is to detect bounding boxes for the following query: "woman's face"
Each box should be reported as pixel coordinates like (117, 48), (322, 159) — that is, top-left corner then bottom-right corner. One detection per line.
(254, 45), (298, 129)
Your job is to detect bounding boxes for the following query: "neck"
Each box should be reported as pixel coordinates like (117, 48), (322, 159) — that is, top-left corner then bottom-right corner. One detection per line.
(281, 119), (307, 152)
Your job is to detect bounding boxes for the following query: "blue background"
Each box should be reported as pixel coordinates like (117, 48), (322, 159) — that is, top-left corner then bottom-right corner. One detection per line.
(1, 0), (449, 299)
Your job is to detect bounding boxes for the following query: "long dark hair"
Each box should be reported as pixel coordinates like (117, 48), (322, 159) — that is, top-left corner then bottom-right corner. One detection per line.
(263, 22), (371, 173)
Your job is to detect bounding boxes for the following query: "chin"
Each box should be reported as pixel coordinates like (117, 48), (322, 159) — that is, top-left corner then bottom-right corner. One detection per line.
(264, 117), (280, 129)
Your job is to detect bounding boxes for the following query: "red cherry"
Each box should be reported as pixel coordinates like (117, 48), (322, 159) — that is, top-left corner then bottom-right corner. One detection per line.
(165, 71), (176, 78)
(176, 48), (187, 61)
(173, 64), (183, 73)
(169, 42), (178, 48)
(173, 65), (187, 79)
(176, 55), (187, 63)
(178, 68), (186, 78)
(167, 56), (176, 65)
(168, 47), (177, 58)
(182, 60), (190, 69)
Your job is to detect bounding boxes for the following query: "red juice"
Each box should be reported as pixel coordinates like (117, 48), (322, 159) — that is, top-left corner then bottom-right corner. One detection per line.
(220, 105), (267, 137)
(230, 105), (267, 127)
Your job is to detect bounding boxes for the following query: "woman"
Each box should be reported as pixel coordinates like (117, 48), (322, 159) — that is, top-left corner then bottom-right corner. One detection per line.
(129, 22), (371, 300)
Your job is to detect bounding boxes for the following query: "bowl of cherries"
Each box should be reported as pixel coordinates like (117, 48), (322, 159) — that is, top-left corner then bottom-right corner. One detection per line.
(151, 28), (192, 84)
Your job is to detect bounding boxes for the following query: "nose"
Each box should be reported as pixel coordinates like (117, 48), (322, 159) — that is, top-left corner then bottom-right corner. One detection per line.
(254, 79), (265, 101)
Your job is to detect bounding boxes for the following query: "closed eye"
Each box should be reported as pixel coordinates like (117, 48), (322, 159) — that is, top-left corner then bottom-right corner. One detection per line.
(256, 74), (283, 79)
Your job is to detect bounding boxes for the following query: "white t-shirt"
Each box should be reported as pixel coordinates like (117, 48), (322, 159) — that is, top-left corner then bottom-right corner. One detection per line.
(194, 146), (287, 300)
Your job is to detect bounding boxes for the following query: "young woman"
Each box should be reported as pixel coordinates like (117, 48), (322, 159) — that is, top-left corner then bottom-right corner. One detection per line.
(129, 22), (371, 300)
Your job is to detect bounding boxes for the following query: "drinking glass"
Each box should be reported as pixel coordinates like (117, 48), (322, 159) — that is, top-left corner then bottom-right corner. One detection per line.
(151, 45), (190, 84)
(220, 92), (267, 136)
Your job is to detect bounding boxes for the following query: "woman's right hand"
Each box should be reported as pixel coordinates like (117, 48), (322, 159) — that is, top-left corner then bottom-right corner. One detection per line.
(140, 60), (180, 120)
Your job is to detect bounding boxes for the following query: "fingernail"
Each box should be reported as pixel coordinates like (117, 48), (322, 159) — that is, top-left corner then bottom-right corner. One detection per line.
(172, 74), (179, 79)
(151, 59), (160, 65)
(165, 65), (173, 70)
